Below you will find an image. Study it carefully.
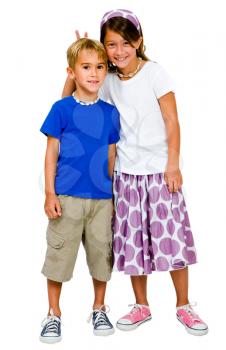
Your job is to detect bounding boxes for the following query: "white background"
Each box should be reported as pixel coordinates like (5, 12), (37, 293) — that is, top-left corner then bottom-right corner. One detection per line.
(0, 0), (225, 349)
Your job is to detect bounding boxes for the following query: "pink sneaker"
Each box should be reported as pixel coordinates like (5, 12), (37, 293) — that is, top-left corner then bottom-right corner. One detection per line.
(176, 303), (208, 336)
(116, 304), (152, 331)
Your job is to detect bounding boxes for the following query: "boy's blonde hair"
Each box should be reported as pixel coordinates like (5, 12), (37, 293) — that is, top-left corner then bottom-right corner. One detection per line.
(67, 38), (108, 69)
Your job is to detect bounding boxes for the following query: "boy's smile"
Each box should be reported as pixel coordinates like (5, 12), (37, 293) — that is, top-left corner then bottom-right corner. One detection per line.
(68, 49), (107, 102)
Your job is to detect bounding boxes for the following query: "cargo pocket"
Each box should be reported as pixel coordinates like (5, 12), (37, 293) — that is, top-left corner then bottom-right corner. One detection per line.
(47, 229), (65, 249)
(57, 195), (66, 211)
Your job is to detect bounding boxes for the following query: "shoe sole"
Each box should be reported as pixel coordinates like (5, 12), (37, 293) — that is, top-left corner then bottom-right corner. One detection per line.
(177, 316), (208, 336)
(39, 335), (62, 343)
(93, 328), (115, 336)
(116, 315), (152, 331)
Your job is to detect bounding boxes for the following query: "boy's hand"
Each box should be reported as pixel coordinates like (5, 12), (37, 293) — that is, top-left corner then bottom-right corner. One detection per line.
(75, 30), (88, 40)
(164, 168), (183, 193)
(44, 193), (62, 219)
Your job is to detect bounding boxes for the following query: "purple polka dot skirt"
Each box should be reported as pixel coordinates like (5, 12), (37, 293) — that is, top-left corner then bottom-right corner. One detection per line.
(113, 172), (197, 275)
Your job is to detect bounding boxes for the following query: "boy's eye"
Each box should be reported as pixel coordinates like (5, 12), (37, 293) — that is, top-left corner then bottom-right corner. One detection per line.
(97, 64), (105, 69)
(83, 66), (90, 69)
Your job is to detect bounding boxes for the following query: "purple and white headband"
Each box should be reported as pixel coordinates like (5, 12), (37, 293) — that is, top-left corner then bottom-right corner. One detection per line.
(100, 9), (141, 33)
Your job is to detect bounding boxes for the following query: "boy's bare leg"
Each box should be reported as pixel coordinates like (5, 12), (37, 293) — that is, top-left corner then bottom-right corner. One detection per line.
(130, 275), (149, 305)
(92, 278), (107, 309)
(47, 279), (62, 317)
(170, 267), (189, 307)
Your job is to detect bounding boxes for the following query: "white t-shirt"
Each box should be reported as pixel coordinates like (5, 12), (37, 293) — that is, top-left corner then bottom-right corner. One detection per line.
(99, 61), (175, 175)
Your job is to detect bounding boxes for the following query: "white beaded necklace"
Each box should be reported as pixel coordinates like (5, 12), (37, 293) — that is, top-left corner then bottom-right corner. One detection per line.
(116, 57), (142, 79)
(72, 92), (99, 106)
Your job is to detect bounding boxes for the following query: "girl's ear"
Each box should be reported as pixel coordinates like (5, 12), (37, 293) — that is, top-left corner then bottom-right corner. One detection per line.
(67, 67), (75, 79)
(134, 37), (143, 49)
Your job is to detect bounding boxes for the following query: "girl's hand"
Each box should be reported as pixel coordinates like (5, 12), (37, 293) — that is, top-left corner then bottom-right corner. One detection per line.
(44, 193), (62, 219)
(164, 168), (183, 193)
(112, 199), (115, 217)
(75, 30), (88, 40)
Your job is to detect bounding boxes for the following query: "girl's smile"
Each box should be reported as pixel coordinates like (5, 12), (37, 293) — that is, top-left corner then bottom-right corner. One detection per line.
(104, 30), (142, 76)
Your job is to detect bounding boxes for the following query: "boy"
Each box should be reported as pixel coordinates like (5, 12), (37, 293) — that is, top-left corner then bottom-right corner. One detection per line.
(39, 39), (120, 343)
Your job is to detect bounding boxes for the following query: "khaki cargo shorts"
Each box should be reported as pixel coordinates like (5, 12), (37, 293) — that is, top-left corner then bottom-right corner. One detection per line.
(41, 195), (113, 282)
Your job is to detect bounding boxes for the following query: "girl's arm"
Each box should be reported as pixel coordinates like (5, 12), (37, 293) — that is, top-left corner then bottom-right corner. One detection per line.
(62, 75), (76, 98)
(108, 144), (116, 178)
(158, 92), (183, 193)
(108, 143), (117, 215)
(44, 136), (62, 218)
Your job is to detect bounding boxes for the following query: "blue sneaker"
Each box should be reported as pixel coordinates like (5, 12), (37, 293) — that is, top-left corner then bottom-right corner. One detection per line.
(39, 309), (62, 343)
(88, 305), (115, 336)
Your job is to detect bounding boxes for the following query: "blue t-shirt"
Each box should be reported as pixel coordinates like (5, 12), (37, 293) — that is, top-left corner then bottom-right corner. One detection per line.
(40, 96), (120, 199)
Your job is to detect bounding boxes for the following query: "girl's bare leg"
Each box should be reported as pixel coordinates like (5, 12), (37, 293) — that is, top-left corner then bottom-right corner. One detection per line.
(170, 267), (189, 307)
(130, 275), (149, 305)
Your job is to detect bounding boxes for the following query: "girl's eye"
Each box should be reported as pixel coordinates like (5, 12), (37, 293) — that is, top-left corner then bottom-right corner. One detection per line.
(97, 65), (105, 69)
(107, 43), (115, 48)
(123, 41), (130, 46)
(83, 66), (90, 69)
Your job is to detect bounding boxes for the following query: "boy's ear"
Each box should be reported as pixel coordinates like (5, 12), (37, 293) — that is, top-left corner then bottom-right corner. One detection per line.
(67, 67), (75, 79)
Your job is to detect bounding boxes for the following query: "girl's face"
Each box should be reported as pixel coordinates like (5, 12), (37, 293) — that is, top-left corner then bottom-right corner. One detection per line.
(104, 30), (142, 70)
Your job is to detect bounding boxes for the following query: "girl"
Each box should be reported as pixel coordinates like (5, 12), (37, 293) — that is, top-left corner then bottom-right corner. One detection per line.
(62, 9), (208, 336)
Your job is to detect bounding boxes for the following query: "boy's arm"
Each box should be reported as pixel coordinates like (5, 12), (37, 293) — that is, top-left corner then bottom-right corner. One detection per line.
(44, 136), (62, 219)
(108, 143), (116, 178)
(62, 75), (76, 98)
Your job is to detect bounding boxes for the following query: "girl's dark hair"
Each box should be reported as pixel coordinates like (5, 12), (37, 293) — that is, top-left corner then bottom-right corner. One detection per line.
(100, 17), (149, 72)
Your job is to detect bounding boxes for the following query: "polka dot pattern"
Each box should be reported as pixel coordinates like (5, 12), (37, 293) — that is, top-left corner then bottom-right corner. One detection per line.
(117, 201), (128, 218)
(101, 9), (141, 33)
(156, 203), (168, 220)
(112, 172), (197, 275)
(125, 244), (135, 262)
(120, 220), (131, 238)
(134, 230), (143, 248)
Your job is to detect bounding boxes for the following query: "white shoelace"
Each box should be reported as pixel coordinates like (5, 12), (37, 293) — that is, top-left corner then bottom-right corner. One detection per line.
(128, 303), (150, 313)
(177, 302), (202, 323)
(87, 305), (110, 324)
(41, 309), (62, 332)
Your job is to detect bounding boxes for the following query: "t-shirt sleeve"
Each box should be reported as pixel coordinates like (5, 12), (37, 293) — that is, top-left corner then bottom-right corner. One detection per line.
(40, 104), (65, 139)
(108, 107), (120, 144)
(153, 67), (175, 99)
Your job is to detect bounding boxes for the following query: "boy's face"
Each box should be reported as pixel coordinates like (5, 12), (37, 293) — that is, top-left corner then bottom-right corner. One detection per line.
(68, 49), (107, 96)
